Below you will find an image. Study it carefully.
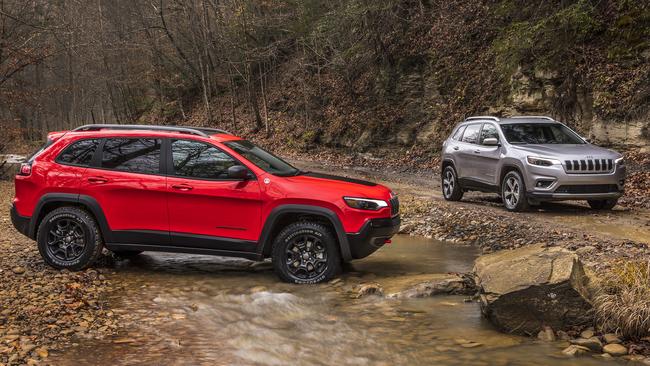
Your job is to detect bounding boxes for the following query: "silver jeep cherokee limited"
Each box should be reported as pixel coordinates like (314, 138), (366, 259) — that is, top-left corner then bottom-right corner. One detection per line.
(441, 116), (626, 211)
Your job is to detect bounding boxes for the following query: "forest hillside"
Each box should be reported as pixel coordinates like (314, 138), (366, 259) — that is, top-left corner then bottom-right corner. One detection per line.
(1, 0), (649, 163)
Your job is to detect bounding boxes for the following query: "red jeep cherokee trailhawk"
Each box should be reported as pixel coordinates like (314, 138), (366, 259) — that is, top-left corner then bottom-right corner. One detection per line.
(11, 125), (400, 283)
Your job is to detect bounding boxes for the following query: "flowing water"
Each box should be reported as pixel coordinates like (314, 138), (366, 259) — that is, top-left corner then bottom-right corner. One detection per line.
(51, 236), (621, 365)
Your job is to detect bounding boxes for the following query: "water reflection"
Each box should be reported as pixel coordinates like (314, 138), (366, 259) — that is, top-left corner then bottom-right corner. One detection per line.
(51, 236), (621, 366)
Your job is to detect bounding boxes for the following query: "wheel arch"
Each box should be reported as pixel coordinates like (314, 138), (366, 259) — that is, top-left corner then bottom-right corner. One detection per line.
(29, 194), (112, 242)
(441, 158), (455, 172)
(257, 205), (352, 262)
(498, 161), (525, 190)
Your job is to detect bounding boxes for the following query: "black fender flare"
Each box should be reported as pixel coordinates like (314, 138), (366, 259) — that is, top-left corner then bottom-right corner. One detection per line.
(29, 193), (113, 241)
(257, 204), (352, 262)
(497, 161), (526, 189)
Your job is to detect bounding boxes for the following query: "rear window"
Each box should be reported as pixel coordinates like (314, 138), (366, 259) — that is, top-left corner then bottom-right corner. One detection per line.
(27, 139), (55, 163)
(101, 138), (161, 174)
(461, 124), (481, 144)
(452, 125), (466, 141)
(56, 139), (99, 166)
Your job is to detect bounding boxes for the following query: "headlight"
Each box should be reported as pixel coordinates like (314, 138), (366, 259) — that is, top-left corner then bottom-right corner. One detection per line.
(343, 197), (388, 211)
(526, 156), (561, 167)
(615, 157), (624, 166)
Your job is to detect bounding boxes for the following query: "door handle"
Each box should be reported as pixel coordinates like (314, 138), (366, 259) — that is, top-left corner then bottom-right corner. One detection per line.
(474, 150), (481, 154)
(453, 146), (459, 151)
(87, 176), (108, 184)
(171, 184), (193, 191)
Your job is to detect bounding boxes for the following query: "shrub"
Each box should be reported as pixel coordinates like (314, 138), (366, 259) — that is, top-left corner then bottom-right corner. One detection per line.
(594, 260), (650, 339)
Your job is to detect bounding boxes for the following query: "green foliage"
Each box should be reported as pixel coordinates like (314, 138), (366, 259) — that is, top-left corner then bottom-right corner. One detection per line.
(492, 0), (603, 75)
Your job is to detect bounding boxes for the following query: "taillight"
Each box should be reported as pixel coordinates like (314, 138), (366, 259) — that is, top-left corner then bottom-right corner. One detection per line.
(18, 163), (32, 176)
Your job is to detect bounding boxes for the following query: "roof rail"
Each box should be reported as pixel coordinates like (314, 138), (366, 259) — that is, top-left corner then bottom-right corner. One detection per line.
(510, 116), (554, 121)
(465, 116), (500, 122)
(72, 124), (230, 137)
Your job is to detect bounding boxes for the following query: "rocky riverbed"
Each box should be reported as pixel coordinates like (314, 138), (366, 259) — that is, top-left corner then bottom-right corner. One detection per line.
(1, 150), (649, 364)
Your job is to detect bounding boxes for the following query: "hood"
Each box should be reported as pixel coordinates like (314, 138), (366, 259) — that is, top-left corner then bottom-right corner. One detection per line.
(283, 171), (392, 199)
(510, 144), (622, 160)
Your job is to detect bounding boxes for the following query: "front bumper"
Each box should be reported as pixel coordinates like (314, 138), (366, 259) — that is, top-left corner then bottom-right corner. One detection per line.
(10, 204), (31, 238)
(524, 163), (625, 201)
(347, 215), (400, 259)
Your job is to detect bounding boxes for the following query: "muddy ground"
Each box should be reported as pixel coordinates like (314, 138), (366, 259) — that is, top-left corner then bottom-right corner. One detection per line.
(0, 155), (649, 364)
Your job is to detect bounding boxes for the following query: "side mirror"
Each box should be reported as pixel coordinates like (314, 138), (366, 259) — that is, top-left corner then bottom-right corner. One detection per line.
(483, 137), (500, 146)
(227, 165), (249, 180)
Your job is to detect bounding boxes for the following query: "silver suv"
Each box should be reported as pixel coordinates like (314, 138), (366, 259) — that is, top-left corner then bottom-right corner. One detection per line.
(441, 116), (626, 211)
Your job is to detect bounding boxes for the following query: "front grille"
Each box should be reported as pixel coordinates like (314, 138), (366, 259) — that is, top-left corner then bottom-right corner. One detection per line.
(389, 196), (399, 216)
(554, 184), (619, 194)
(564, 159), (613, 174)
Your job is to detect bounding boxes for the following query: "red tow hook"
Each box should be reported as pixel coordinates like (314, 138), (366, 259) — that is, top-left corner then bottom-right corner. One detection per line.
(384, 239), (392, 244)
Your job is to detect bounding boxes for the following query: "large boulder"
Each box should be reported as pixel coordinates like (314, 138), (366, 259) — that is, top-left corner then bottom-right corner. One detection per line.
(474, 244), (592, 335)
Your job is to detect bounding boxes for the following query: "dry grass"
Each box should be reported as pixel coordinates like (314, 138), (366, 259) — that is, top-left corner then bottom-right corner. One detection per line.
(594, 260), (650, 340)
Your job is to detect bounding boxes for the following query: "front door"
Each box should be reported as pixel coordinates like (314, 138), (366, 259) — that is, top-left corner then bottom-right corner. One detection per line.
(166, 139), (262, 250)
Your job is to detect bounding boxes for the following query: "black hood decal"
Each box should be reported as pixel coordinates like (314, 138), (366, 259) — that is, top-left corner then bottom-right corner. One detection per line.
(303, 172), (377, 187)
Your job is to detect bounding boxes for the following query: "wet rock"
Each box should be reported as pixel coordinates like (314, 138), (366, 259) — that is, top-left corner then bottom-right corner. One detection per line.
(570, 337), (602, 352)
(386, 273), (476, 298)
(603, 343), (628, 356)
(454, 338), (482, 348)
(355, 283), (384, 298)
(602, 333), (621, 344)
(580, 328), (594, 339)
(474, 245), (593, 335)
(556, 330), (571, 341)
(537, 326), (556, 342)
(562, 345), (591, 356)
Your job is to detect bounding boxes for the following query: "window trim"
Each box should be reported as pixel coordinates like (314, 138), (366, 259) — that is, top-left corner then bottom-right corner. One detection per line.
(55, 138), (101, 168)
(451, 125), (467, 141)
(166, 138), (257, 182)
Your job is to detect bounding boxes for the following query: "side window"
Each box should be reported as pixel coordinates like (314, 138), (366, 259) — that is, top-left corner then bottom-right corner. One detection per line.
(480, 124), (499, 144)
(461, 124), (481, 144)
(57, 139), (99, 166)
(171, 140), (238, 179)
(101, 138), (161, 174)
(452, 125), (466, 141)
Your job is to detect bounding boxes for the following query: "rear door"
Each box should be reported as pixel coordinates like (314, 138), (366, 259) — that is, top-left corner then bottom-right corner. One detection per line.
(79, 137), (169, 244)
(456, 123), (482, 180)
(166, 139), (262, 249)
(474, 123), (502, 186)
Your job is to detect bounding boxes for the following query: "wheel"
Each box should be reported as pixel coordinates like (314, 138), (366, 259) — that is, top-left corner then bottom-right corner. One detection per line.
(36, 207), (104, 271)
(112, 250), (143, 259)
(272, 222), (341, 284)
(442, 166), (463, 201)
(588, 199), (618, 210)
(501, 171), (529, 212)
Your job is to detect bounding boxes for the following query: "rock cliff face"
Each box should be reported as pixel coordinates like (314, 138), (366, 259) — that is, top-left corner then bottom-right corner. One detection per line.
(474, 245), (594, 335)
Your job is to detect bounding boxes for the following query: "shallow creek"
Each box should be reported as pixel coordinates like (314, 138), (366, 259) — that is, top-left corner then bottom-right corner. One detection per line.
(51, 236), (620, 365)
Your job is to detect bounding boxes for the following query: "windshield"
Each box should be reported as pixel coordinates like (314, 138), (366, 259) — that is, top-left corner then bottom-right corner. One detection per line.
(500, 123), (585, 144)
(224, 140), (300, 176)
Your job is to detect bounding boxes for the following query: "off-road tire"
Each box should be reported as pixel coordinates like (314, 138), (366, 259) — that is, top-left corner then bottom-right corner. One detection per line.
(501, 170), (530, 212)
(588, 199), (618, 210)
(272, 221), (341, 284)
(441, 165), (463, 201)
(36, 207), (103, 271)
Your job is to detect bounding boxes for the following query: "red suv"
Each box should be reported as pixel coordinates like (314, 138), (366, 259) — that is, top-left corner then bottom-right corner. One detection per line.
(11, 125), (399, 283)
